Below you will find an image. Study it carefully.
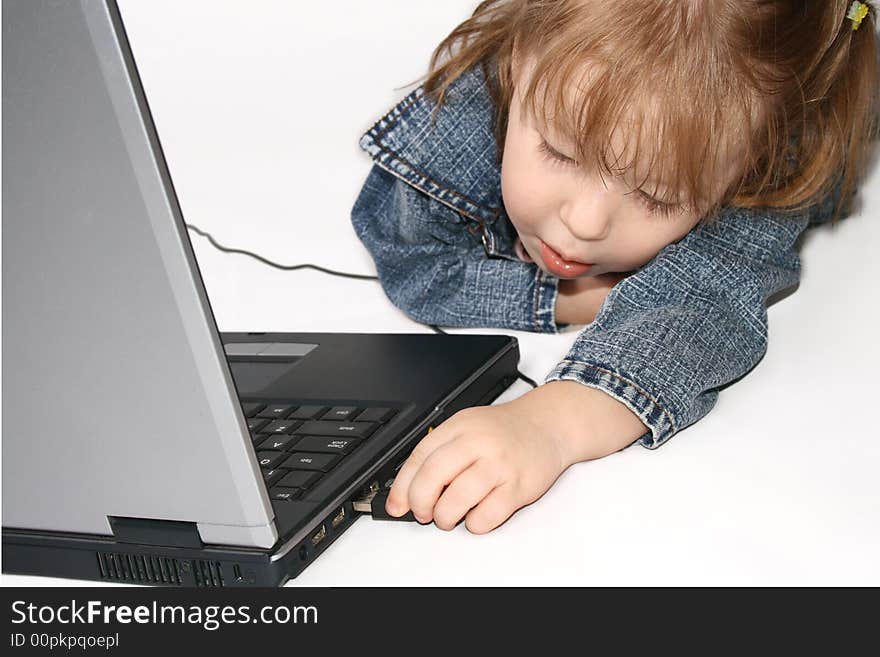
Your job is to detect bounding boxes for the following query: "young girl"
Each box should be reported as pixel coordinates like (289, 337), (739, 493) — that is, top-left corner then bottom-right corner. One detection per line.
(350, 0), (879, 533)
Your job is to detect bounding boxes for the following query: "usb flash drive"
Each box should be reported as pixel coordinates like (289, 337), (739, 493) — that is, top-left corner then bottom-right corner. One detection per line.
(353, 427), (435, 523)
(353, 487), (426, 523)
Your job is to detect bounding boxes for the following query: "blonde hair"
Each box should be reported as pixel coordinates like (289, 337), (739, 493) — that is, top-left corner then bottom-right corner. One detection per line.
(420, 0), (879, 223)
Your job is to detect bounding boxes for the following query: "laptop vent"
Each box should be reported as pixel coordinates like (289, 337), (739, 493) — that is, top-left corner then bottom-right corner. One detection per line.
(97, 552), (226, 587)
(191, 559), (225, 587)
(97, 552), (184, 585)
(96, 552), (226, 586)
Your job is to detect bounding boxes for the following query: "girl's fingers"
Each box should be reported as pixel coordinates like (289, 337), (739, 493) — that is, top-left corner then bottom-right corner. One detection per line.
(405, 438), (479, 523)
(464, 483), (518, 534)
(431, 461), (499, 531)
(385, 423), (458, 516)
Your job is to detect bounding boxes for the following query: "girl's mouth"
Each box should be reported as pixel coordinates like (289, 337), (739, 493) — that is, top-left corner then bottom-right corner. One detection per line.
(539, 240), (593, 278)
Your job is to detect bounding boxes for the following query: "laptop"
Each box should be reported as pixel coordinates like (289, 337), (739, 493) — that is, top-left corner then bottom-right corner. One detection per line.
(1, 0), (520, 586)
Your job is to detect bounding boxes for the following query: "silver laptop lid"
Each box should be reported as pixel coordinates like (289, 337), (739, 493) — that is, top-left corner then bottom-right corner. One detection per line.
(2, 0), (277, 548)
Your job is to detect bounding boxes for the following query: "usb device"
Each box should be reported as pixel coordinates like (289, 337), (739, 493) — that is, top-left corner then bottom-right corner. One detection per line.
(353, 484), (425, 523)
(355, 428), (435, 523)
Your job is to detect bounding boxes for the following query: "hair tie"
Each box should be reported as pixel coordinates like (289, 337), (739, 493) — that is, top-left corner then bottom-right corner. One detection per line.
(847, 1), (870, 31)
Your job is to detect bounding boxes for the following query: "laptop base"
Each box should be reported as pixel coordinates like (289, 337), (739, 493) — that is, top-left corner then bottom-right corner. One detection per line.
(3, 332), (520, 587)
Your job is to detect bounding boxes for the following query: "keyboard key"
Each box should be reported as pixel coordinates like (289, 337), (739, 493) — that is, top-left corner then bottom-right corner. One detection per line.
(256, 451), (287, 469)
(288, 405), (327, 420)
(282, 452), (341, 472)
(293, 435), (360, 455)
(278, 470), (321, 489)
(262, 419), (302, 434)
(321, 406), (359, 421)
(257, 404), (295, 419)
(262, 468), (288, 486)
(247, 418), (270, 432)
(257, 434), (300, 451)
(355, 407), (396, 423)
(242, 403), (266, 418)
(269, 487), (301, 501)
(251, 433), (269, 445)
(293, 421), (377, 439)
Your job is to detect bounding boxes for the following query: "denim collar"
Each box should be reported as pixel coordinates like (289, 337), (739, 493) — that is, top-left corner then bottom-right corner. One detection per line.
(358, 65), (504, 226)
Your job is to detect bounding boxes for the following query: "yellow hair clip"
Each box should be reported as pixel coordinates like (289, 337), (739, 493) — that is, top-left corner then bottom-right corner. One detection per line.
(847, 1), (870, 31)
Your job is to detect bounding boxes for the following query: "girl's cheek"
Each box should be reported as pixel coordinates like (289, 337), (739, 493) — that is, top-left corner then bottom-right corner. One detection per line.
(501, 163), (545, 234)
(616, 232), (679, 271)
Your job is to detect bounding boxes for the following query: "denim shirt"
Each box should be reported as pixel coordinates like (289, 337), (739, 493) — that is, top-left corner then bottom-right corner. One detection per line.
(350, 64), (837, 449)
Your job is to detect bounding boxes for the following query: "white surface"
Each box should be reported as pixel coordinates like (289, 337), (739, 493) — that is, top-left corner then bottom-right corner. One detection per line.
(4, 0), (879, 586)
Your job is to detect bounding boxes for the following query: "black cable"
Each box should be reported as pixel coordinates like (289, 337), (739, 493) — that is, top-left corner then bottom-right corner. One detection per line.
(185, 223), (379, 281)
(186, 223), (538, 389)
(515, 371), (539, 389)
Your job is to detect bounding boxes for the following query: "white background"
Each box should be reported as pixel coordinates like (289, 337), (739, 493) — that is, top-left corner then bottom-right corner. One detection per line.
(4, 0), (879, 586)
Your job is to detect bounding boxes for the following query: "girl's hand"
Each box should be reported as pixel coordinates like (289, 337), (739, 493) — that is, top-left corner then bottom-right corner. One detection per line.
(555, 272), (630, 325)
(384, 380), (646, 533)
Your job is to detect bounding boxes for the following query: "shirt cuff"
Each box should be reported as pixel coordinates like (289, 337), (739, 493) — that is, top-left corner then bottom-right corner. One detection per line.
(533, 269), (569, 334)
(543, 359), (676, 449)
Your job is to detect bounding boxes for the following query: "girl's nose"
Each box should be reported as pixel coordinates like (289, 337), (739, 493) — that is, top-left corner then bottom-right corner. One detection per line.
(559, 186), (613, 241)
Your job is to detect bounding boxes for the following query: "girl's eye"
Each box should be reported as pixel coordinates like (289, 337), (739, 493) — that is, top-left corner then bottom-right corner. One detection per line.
(538, 138), (575, 167)
(632, 189), (686, 218)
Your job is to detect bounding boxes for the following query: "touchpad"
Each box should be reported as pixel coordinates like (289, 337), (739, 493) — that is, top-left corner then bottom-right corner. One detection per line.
(223, 342), (318, 396)
(227, 361), (300, 396)
(223, 342), (318, 357)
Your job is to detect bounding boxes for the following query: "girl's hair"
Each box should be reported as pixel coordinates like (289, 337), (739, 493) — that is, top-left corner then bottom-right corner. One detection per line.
(421, 0), (879, 223)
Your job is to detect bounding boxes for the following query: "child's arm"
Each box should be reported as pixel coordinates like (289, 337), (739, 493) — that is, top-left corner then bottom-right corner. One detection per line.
(385, 203), (813, 532)
(381, 188), (840, 531)
(355, 158), (839, 530)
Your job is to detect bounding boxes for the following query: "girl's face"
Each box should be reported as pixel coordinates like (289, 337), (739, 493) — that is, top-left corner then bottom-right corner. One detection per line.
(500, 60), (741, 279)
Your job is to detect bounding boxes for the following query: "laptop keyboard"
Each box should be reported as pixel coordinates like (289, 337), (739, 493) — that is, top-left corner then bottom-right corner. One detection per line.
(242, 402), (397, 502)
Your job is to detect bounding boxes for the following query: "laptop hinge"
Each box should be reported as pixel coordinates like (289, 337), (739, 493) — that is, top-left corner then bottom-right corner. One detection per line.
(108, 516), (203, 549)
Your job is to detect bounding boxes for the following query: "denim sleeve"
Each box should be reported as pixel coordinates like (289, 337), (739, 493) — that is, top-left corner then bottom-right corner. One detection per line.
(543, 198), (837, 449)
(351, 164), (565, 333)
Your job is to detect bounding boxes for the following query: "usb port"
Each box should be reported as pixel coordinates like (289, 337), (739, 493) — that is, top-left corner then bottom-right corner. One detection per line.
(331, 507), (346, 529)
(311, 524), (327, 547)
